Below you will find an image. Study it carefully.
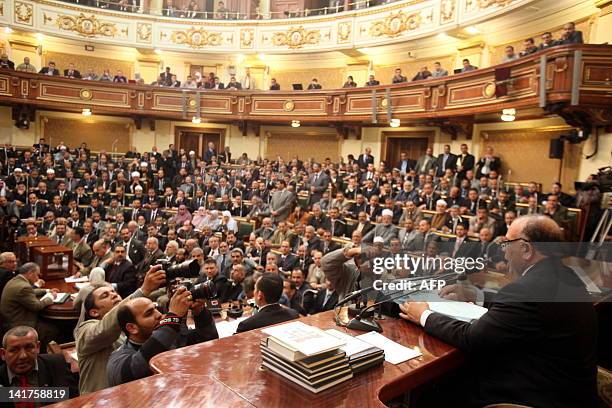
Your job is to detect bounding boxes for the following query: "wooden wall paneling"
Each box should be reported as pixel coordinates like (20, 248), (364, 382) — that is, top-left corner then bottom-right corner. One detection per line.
(43, 117), (131, 152)
(265, 131), (339, 162)
(382, 131), (435, 167)
(480, 127), (580, 189)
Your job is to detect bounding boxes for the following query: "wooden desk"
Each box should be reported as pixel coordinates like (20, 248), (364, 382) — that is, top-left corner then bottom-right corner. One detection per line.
(150, 311), (464, 407)
(40, 279), (80, 320)
(48, 374), (251, 407)
(15, 236), (55, 264)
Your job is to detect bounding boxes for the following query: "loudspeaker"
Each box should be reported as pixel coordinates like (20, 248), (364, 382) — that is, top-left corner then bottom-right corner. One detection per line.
(549, 138), (564, 159)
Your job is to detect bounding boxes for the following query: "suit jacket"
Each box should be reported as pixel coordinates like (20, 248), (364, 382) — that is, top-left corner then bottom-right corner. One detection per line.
(308, 172), (330, 204)
(356, 153), (375, 169)
(0, 274), (52, 328)
(39, 67), (60, 76)
(103, 260), (137, 298)
(415, 154), (436, 175)
(0, 354), (79, 399)
(269, 189), (296, 222)
(277, 253), (299, 273)
(72, 239), (93, 265)
(236, 303), (300, 333)
(0, 267), (16, 298)
(424, 258), (597, 408)
(561, 30), (583, 44)
(308, 288), (339, 314)
(435, 153), (457, 176)
(124, 238), (146, 265)
(362, 223), (398, 244)
(455, 153), (475, 175)
(353, 221), (374, 236)
(64, 69), (82, 78)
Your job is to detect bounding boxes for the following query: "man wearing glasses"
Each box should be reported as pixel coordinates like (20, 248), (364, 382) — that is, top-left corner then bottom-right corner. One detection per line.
(399, 215), (597, 407)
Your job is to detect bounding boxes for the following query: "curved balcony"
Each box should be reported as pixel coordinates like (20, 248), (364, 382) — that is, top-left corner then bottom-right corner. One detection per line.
(4, 0), (537, 53)
(1, 45), (610, 127)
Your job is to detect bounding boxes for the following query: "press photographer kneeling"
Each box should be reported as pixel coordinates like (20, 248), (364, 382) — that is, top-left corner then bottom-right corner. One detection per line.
(106, 266), (219, 387)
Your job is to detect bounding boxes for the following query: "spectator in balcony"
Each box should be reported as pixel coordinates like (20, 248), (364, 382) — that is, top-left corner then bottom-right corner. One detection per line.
(160, 67), (173, 86)
(39, 61), (60, 76)
(182, 75), (198, 89)
(560, 22), (583, 44)
(113, 70), (127, 83)
(460, 58), (477, 72)
(178, 4), (189, 18)
(342, 75), (357, 88)
(15, 57), (36, 73)
(163, 0), (177, 16)
(187, 1), (201, 18)
(99, 69), (113, 82)
(502, 46), (518, 62)
(365, 74), (380, 86)
(226, 76), (242, 90)
(519, 38), (539, 56)
(539, 31), (557, 50)
(212, 76), (224, 89)
(64, 63), (82, 79)
(170, 75), (181, 87)
(83, 69), (98, 81)
(307, 78), (322, 90)
(151, 75), (165, 86)
(0, 54), (14, 70)
(193, 71), (204, 87)
(269, 78), (280, 90)
(215, 1), (229, 19)
(431, 61), (448, 78)
(392, 68), (407, 84)
(117, 0), (130, 12)
(412, 66), (432, 81)
(241, 67), (255, 90)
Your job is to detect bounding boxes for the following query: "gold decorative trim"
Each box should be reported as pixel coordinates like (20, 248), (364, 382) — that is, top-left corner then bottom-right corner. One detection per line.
(170, 27), (222, 48)
(80, 89), (93, 100)
(188, 98), (197, 107)
(283, 100), (295, 111)
(483, 82), (496, 98)
(440, 0), (455, 23)
(272, 26), (320, 49)
(137, 23), (152, 43)
(369, 11), (421, 38)
(337, 22), (351, 43)
(240, 28), (254, 48)
(14, 1), (34, 25)
(56, 13), (118, 38)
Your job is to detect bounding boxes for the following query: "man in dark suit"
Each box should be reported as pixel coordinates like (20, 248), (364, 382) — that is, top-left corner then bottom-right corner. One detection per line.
(120, 228), (146, 266)
(236, 273), (299, 333)
(0, 251), (17, 298)
(365, 75), (380, 86)
(400, 215), (598, 408)
(435, 144), (457, 177)
(103, 245), (137, 298)
(39, 61), (60, 76)
(64, 63), (81, 78)
(306, 279), (338, 314)
(159, 66), (173, 86)
(203, 141), (217, 163)
(560, 21), (583, 44)
(455, 143), (475, 180)
(0, 326), (79, 399)
(357, 147), (375, 169)
(396, 152), (415, 175)
(277, 241), (299, 276)
(308, 163), (330, 206)
(475, 146), (502, 179)
(0, 54), (15, 70)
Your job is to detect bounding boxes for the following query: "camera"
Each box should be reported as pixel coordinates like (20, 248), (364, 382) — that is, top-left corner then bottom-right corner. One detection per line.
(167, 278), (217, 300)
(156, 259), (201, 280)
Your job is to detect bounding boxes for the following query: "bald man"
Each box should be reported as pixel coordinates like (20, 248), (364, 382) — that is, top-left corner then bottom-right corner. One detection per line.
(399, 215), (597, 407)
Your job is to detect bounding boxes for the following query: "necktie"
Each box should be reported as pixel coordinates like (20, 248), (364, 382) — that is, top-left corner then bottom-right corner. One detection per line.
(323, 290), (332, 307)
(15, 375), (34, 408)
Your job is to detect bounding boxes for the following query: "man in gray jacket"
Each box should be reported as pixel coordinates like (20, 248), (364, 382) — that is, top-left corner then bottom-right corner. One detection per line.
(75, 266), (165, 394)
(363, 209), (399, 245)
(269, 179), (296, 222)
(308, 163), (330, 206)
(107, 287), (218, 386)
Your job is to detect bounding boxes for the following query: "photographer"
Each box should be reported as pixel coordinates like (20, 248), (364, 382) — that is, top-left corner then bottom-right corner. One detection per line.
(107, 287), (218, 386)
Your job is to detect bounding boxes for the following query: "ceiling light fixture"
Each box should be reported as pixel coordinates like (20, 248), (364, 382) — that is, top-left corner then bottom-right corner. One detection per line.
(291, 120), (300, 128)
(390, 118), (400, 128)
(82, 108), (91, 117)
(192, 116), (201, 124)
(465, 26), (480, 35)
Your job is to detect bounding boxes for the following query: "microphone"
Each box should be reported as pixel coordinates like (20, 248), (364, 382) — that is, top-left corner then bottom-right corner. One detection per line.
(335, 286), (376, 308)
(346, 272), (458, 333)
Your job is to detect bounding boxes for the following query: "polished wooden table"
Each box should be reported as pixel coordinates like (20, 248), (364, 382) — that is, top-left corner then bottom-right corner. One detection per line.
(48, 374), (252, 407)
(40, 279), (80, 320)
(149, 311), (463, 407)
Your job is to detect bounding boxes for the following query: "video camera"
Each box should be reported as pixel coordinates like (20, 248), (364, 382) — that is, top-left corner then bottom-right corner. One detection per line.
(156, 259), (217, 301)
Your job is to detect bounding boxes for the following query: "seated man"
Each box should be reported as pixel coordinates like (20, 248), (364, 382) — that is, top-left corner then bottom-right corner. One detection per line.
(400, 215), (598, 407)
(107, 287), (218, 386)
(236, 273), (299, 333)
(0, 326), (78, 397)
(0, 263), (59, 349)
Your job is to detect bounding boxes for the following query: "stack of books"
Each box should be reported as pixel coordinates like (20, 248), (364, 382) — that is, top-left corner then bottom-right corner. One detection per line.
(260, 322), (384, 393)
(325, 329), (385, 374)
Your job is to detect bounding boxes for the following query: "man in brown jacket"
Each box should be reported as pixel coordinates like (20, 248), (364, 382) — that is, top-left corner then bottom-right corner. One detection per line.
(0, 263), (60, 348)
(75, 265), (165, 394)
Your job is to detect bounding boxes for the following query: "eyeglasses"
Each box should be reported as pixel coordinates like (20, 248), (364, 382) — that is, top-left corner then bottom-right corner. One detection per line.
(500, 237), (531, 251)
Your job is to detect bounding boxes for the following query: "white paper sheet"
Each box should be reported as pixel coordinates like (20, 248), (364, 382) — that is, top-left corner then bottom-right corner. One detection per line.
(356, 332), (422, 365)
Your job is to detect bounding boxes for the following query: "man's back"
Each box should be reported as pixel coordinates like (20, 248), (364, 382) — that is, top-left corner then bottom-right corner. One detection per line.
(424, 257), (597, 407)
(0, 275), (48, 328)
(236, 304), (299, 333)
